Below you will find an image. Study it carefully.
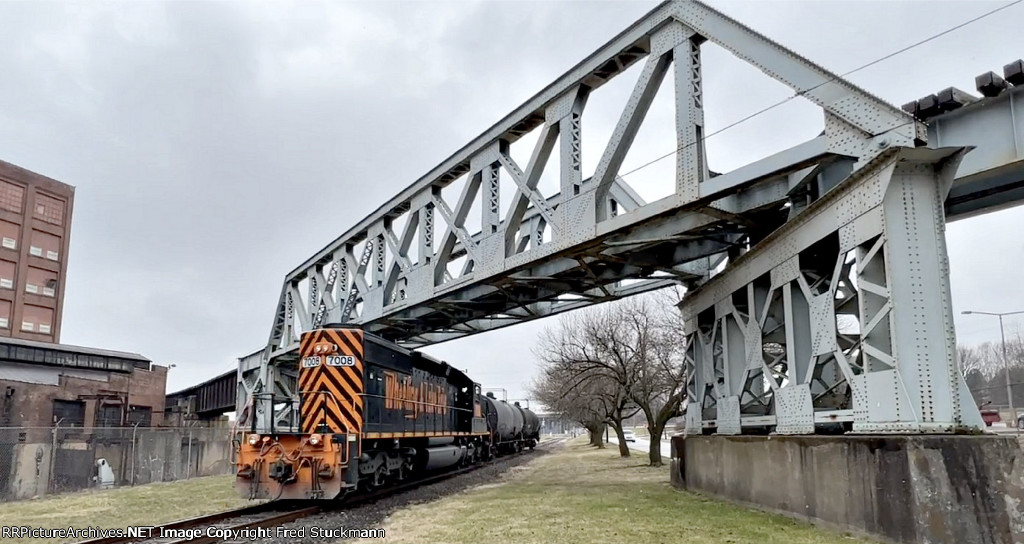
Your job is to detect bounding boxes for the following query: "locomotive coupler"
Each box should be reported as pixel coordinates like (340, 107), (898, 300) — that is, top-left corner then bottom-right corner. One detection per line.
(268, 460), (295, 483)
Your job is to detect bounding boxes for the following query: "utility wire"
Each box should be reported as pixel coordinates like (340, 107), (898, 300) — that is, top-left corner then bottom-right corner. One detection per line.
(617, 0), (1023, 181)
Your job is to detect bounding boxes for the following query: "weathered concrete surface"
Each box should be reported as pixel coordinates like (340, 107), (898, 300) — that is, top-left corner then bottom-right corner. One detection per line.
(671, 435), (1024, 544)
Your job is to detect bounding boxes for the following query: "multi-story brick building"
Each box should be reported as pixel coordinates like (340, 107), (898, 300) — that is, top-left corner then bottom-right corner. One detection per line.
(0, 159), (74, 342)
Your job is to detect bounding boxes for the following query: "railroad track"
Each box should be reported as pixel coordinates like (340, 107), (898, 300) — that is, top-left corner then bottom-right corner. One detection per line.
(76, 437), (568, 544)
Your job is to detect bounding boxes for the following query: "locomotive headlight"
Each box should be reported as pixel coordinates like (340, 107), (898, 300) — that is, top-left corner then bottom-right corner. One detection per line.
(248, 434), (261, 446)
(309, 433), (323, 446)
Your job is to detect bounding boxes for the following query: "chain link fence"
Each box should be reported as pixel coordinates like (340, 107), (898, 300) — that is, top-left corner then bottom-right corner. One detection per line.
(0, 425), (237, 502)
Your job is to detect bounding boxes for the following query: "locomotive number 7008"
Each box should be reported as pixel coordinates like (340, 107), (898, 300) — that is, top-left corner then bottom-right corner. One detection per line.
(326, 355), (356, 367)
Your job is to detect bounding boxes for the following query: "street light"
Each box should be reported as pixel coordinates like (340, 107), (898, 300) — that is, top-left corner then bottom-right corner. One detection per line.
(962, 309), (1024, 428)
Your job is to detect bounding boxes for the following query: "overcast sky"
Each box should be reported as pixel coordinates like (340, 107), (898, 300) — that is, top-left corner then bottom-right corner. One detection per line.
(1, 0), (1022, 401)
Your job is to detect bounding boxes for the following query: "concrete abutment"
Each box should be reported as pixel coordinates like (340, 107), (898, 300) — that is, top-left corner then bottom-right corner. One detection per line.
(671, 434), (1024, 544)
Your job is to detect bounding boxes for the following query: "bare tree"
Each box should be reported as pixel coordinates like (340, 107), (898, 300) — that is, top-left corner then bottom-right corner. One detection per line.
(958, 344), (984, 378)
(531, 361), (611, 449)
(533, 291), (687, 466)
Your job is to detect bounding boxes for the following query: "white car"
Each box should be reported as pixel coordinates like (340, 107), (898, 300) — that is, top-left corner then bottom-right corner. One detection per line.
(622, 429), (636, 442)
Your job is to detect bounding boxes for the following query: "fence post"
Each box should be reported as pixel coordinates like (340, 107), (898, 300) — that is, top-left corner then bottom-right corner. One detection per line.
(129, 423), (139, 486)
(186, 427), (192, 480)
(48, 421), (60, 494)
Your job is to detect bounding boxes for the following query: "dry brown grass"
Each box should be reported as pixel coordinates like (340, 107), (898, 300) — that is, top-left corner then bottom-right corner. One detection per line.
(0, 475), (254, 544)
(358, 439), (874, 544)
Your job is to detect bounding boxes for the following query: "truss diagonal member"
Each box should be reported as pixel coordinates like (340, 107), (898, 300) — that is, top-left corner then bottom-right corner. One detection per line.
(593, 30), (677, 211)
(266, 285), (290, 353)
(288, 284), (310, 333)
(498, 150), (558, 231)
(502, 126), (560, 254)
(341, 242), (373, 322)
(384, 217), (416, 273)
(313, 260), (340, 329)
(672, 0), (924, 144)
(433, 193), (481, 265)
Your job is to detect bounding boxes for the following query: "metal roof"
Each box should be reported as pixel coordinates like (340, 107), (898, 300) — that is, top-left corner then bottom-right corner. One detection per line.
(0, 336), (150, 363)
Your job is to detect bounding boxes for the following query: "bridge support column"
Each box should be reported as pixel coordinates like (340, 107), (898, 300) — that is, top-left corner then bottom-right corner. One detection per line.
(680, 147), (984, 435)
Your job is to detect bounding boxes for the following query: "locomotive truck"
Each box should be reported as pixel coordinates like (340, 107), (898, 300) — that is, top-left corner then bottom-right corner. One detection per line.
(236, 325), (539, 500)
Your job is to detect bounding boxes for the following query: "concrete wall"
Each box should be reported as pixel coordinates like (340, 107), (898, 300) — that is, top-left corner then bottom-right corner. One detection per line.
(672, 435), (1024, 544)
(0, 426), (233, 501)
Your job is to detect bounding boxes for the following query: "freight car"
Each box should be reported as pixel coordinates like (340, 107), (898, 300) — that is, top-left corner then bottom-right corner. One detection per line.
(236, 325), (539, 500)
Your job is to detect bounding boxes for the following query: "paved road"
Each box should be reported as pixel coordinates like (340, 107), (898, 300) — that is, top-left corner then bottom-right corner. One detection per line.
(607, 434), (673, 458)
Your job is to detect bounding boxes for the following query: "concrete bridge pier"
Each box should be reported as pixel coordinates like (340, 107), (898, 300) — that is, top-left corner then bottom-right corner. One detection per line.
(670, 434), (1024, 544)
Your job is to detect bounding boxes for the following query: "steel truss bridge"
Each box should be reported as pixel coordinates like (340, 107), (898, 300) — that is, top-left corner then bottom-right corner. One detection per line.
(238, 0), (1024, 435)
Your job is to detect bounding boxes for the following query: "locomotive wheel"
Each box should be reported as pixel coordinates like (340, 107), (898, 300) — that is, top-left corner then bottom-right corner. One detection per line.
(371, 465), (389, 488)
(399, 459), (414, 480)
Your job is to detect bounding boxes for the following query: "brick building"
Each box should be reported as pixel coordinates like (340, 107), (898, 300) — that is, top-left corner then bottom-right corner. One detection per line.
(0, 337), (168, 429)
(0, 159), (74, 343)
(0, 160), (182, 501)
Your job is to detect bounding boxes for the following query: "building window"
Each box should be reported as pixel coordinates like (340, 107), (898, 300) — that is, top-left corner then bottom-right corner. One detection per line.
(29, 246), (42, 257)
(0, 181), (24, 214)
(0, 317), (8, 329)
(127, 405), (152, 427)
(0, 278), (11, 289)
(53, 400), (86, 427)
(25, 283), (38, 294)
(1, 237), (15, 250)
(43, 286), (55, 297)
(96, 404), (122, 427)
(39, 324), (51, 334)
(34, 193), (66, 226)
(46, 250), (58, 261)
(21, 321), (33, 332)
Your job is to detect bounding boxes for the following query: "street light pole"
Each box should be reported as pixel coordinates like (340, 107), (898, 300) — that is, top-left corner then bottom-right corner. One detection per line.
(998, 314), (1014, 426)
(962, 309), (1024, 428)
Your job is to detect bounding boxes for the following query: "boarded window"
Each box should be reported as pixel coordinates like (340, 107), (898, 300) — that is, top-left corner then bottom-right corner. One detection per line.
(0, 300), (10, 329)
(23, 305), (53, 334)
(33, 193), (66, 226)
(96, 404), (122, 427)
(0, 260), (14, 289)
(53, 400), (85, 427)
(127, 405), (152, 427)
(0, 181), (24, 214)
(26, 266), (57, 297)
(30, 230), (61, 262)
(0, 220), (18, 250)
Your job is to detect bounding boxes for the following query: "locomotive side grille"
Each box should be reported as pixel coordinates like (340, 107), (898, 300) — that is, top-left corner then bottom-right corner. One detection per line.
(298, 328), (364, 435)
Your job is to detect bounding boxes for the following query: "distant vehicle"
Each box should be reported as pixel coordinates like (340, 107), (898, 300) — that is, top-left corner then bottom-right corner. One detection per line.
(622, 429), (636, 442)
(978, 401), (1002, 427)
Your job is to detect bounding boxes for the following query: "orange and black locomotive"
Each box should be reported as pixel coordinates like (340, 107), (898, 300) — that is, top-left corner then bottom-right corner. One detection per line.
(236, 326), (538, 500)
